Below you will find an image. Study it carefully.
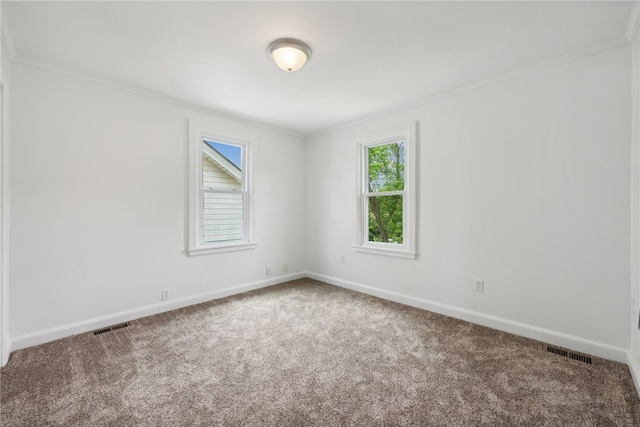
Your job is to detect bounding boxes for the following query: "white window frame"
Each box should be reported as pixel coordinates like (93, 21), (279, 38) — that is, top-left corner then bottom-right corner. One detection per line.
(354, 122), (417, 259)
(188, 120), (256, 256)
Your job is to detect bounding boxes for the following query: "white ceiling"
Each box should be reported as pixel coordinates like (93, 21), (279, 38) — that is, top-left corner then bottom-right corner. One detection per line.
(3, 1), (635, 135)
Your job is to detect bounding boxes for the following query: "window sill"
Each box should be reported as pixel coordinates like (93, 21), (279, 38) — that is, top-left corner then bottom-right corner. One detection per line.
(353, 244), (416, 259)
(188, 242), (258, 256)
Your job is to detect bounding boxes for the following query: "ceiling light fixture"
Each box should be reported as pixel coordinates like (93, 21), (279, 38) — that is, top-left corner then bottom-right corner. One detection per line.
(267, 38), (312, 72)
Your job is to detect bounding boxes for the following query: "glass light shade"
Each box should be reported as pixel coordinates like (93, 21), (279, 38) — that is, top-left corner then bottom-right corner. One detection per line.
(268, 38), (311, 72)
(271, 46), (307, 72)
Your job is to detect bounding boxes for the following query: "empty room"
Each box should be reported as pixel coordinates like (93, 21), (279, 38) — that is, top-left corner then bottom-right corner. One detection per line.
(1, 0), (640, 425)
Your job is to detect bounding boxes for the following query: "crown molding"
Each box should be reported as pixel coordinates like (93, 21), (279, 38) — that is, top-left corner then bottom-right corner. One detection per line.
(308, 37), (628, 140)
(4, 25), (631, 141)
(1, 9), (16, 61)
(628, 1), (640, 43)
(12, 56), (305, 139)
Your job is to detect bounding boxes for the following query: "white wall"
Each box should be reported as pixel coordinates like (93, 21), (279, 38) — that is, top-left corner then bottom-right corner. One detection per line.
(0, 1), (11, 366)
(306, 45), (632, 362)
(0, 0), (3, 367)
(8, 63), (306, 349)
(629, 2), (640, 391)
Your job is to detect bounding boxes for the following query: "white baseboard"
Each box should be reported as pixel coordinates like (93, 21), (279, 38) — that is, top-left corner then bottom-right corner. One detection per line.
(9, 272), (306, 354)
(6, 271), (631, 369)
(306, 271), (628, 364)
(1, 336), (9, 367)
(628, 352), (640, 398)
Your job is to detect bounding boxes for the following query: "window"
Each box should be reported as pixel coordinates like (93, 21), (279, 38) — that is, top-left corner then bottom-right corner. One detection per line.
(355, 122), (417, 258)
(188, 121), (256, 255)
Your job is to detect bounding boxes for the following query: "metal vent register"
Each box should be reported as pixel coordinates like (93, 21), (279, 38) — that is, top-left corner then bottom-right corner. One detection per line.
(544, 344), (593, 365)
(93, 322), (130, 335)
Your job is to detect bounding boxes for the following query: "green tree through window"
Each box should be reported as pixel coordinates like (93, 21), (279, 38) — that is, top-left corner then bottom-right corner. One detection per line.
(367, 141), (405, 244)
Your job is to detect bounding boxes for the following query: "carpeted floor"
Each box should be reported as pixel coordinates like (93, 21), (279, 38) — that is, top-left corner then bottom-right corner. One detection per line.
(1, 278), (639, 426)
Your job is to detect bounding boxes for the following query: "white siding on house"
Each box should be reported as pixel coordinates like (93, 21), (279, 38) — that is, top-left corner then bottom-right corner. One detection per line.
(202, 156), (243, 242)
(202, 155), (239, 190)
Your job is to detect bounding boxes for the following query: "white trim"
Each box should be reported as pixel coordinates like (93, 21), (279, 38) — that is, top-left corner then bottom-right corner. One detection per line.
(1, 11), (15, 61)
(352, 244), (416, 259)
(627, 352), (640, 398)
(631, 0), (640, 399)
(627, 1), (640, 44)
(306, 271), (629, 363)
(188, 120), (254, 255)
(356, 122), (417, 258)
(6, 270), (635, 369)
(309, 38), (628, 140)
(188, 242), (257, 256)
(12, 57), (302, 138)
(3, 34), (626, 141)
(1, 79), (10, 366)
(10, 272), (306, 352)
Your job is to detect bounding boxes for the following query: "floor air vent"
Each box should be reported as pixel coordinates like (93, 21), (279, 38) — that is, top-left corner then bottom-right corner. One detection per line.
(545, 344), (593, 365)
(568, 352), (593, 364)
(93, 322), (130, 336)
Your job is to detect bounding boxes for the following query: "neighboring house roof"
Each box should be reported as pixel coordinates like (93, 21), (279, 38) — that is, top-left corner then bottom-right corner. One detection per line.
(203, 143), (241, 184)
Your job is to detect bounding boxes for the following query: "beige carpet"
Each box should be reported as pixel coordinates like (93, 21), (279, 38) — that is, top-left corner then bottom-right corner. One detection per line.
(1, 278), (639, 426)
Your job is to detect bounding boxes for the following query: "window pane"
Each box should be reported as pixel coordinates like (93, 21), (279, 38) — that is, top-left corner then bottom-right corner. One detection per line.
(202, 140), (242, 190)
(367, 141), (404, 192)
(203, 192), (244, 242)
(367, 195), (403, 244)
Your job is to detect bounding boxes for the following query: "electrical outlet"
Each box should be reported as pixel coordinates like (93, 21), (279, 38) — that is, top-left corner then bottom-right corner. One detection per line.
(161, 289), (169, 301)
(340, 254), (345, 264)
(283, 264), (288, 272)
(266, 266), (272, 276)
(475, 280), (484, 292)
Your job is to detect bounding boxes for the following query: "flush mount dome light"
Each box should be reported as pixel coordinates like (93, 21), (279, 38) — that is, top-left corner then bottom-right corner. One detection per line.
(267, 38), (311, 72)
